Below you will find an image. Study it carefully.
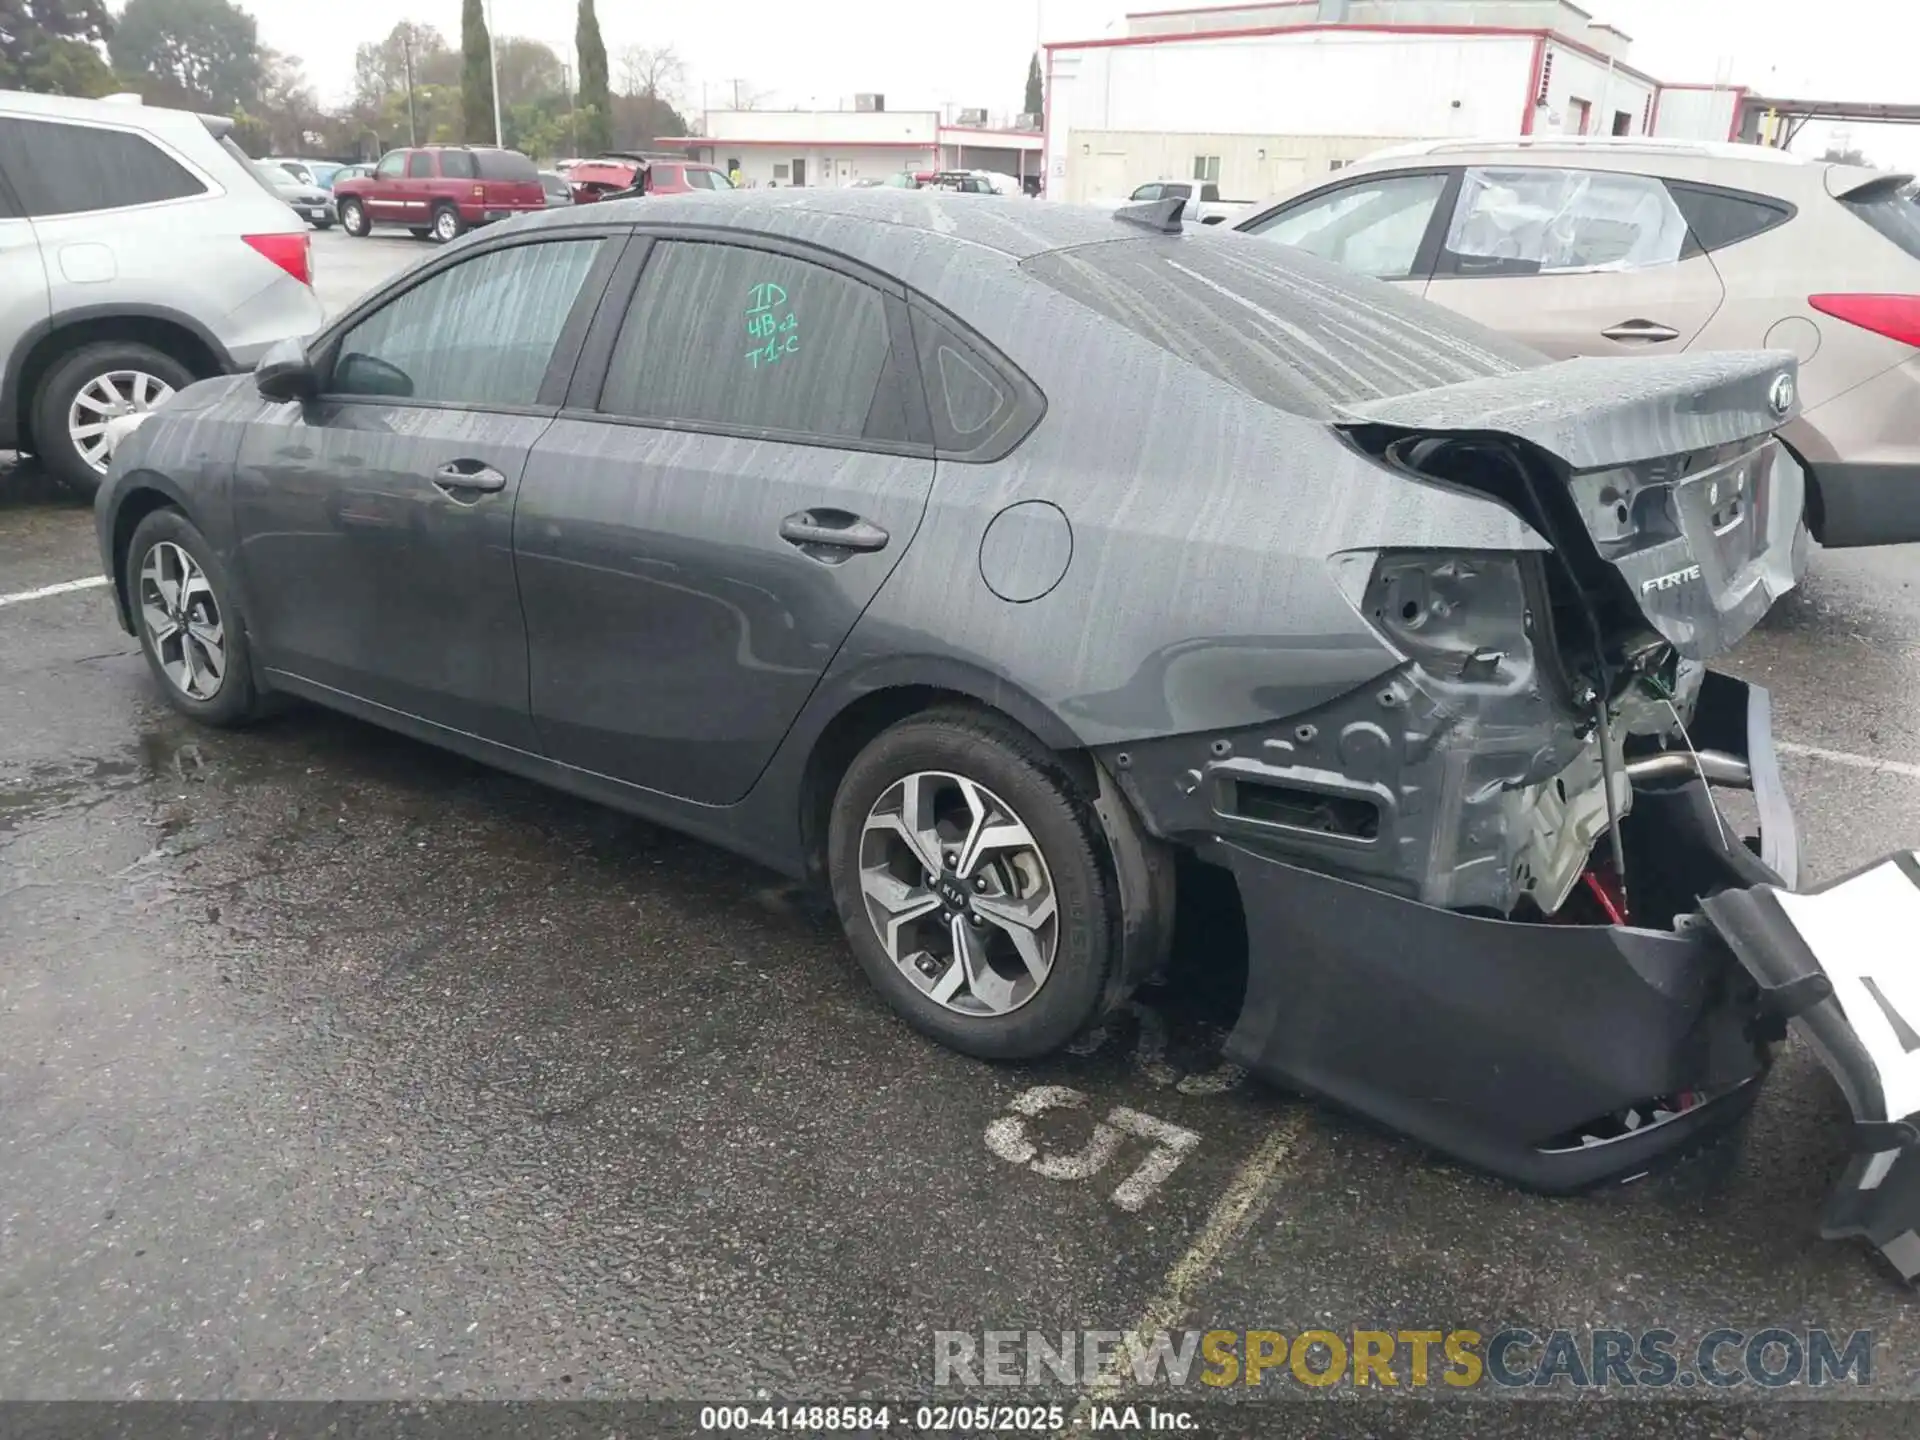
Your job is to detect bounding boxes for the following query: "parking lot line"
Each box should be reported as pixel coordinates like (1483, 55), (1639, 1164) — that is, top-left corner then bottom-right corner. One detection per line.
(1777, 740), (1920, 782)
(1063, 1114), (1304, 1425)
(0, 575), (108, 608)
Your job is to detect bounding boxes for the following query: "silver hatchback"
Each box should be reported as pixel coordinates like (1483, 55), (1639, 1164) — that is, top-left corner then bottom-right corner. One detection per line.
(0, 90), (325, 496)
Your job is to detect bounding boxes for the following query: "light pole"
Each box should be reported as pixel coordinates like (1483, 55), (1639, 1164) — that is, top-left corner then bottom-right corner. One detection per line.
(485, 0), (503, 147)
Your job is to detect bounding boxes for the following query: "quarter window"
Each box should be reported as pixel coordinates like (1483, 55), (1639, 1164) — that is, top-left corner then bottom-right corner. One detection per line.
(1440, 166), (1691, 276)
(598, 241), (903, 443)
(1245, 172), (1450, 281)
(439, 150), (478, 179)
(0, 117), (205, 217)
(1667, 180), (1795, 255)
(331, 238), (603, 407)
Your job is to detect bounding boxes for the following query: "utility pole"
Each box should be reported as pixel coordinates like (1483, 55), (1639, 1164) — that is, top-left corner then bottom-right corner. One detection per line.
(401, 30), (419, 146)
(485, 0), (503, 146)
(562, 62), (578, 154)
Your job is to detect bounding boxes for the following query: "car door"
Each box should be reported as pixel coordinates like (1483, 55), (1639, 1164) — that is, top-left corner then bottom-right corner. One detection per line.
(365, 150), (407, 220)
(230, 230), (622, 747)
(1236, 168), (1456, 294)
(0, 140), (51, 444)
(514, 234), (936, 805)
(1421, 165), (1728, 358)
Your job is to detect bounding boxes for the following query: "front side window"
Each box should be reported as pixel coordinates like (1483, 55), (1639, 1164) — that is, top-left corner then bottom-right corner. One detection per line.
(0, 117), (205, 217)
(406, 152), (435, 179)
(1130, 183), (1162, 202)
(598, 241), (901, 443)
(1440, 166), (1690, 276)
(1246, 171), (1449, 281)
(376, 152), (406, 179)
(331, 238), (603, 407)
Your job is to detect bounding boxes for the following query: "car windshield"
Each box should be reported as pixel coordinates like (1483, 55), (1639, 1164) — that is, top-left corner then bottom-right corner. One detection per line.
(1022, 236), (1540, 417)
(250, 160), (298, 192)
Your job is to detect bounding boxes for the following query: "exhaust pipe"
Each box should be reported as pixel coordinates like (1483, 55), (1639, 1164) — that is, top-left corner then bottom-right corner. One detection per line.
(1623, 750), (1753, 788)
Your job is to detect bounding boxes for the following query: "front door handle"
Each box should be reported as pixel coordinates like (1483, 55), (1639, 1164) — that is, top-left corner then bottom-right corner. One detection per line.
(1601, 319), (1683, 343)
(433, 461), (507, 499)
(779, 510), (890, 553)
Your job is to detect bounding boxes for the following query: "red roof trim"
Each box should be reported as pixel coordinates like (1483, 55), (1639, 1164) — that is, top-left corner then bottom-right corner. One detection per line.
(653, 137), (936, 149)
(1046, 22), (1661, 86)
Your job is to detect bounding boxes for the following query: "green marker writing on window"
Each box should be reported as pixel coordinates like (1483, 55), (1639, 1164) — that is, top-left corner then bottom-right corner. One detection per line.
(745, 282), (799, 370)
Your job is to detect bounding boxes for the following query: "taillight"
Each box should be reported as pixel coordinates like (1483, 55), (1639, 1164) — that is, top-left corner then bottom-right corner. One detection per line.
(244, 232), (311, 287)
(1808, 293), (1920, 349)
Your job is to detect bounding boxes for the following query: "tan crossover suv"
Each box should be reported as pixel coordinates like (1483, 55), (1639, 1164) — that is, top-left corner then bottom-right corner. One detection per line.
(1234, 137), (1920, 548)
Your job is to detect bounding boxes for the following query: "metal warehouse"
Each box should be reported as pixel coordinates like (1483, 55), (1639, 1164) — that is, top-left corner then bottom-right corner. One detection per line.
(1042, 0), (1753, 203)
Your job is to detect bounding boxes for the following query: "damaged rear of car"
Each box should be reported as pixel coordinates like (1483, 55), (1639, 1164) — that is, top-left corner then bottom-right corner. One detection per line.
(999, 228), (1920, 1279)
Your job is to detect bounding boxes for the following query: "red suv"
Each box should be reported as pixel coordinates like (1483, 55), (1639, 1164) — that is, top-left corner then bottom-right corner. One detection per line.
(334, 146), (547, 242)
(567, 155), (734, 202)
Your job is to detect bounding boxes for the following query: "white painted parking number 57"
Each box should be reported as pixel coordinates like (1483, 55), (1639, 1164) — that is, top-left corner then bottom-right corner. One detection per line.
(984, 1086), (1200, 1212)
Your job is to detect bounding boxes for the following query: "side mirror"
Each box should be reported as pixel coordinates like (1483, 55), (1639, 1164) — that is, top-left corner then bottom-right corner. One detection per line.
(255, 338), (319, 402)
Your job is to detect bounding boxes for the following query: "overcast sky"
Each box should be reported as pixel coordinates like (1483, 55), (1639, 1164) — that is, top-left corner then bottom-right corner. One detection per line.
(236, 0), (1920, 167)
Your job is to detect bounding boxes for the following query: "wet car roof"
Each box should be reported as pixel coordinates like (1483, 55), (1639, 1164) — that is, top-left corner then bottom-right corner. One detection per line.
(515, 188), (1156, 259)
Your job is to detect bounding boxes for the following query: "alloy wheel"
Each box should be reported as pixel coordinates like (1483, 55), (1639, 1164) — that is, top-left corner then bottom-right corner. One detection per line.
(434, 209), (458, 241)
(859, 770), (1059, 1016)
(137, 541), (226, 701)
(68, 370), (175, 474)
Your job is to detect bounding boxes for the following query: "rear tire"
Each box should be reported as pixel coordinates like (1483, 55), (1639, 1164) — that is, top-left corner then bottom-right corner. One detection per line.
(124, 508), (270, 728)
(32, 341), (195, 499)
(430, 205), (464, 243)
(339, 198), (371, 236)
(826, 706), (1119, 1060)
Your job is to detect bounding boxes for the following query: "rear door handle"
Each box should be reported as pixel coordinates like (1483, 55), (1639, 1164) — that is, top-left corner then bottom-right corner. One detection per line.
(779, 510), (890, 553)
(1601, 319), (1683, 343)
(433, 461), (507, 498)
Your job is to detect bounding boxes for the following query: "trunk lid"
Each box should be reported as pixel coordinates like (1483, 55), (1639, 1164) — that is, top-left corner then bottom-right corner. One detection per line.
(1336, 351), (1808, 662)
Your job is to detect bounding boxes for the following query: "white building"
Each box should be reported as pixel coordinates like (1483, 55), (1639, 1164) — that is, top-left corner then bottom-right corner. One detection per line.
(660, 107), (1043, 189)
(1043, 0), (1749, 204)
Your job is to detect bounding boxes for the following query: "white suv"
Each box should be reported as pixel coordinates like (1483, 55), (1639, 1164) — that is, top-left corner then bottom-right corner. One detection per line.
(0, 90), (325, 496)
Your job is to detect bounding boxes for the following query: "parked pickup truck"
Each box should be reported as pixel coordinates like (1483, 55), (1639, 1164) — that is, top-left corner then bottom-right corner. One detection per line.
(1094, 180), (1253, 224)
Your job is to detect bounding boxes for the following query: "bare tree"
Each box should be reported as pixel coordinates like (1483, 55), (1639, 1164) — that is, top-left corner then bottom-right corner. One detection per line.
(616, 43), (685, 104)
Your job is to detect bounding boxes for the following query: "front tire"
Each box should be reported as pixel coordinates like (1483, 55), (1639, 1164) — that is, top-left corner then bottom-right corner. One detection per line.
(827, 707), (1119, 1060)
(124, 508), (269, 727)
(339, 198), (371, 236)
(430, 205), (464, 243)
(32, 342), (194, 499)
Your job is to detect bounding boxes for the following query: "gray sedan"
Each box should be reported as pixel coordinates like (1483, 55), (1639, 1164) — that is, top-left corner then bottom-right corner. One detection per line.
(91, 190), (1920, 1280)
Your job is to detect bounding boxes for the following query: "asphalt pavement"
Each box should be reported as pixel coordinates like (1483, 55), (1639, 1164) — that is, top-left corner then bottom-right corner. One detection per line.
(3, 228), (1920, 1433)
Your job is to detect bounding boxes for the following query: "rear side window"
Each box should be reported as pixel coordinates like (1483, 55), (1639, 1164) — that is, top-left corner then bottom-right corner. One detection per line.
(1439, 166), (1690, 276)
(598, 240), (904, 443)
(331, 238), (604, 407)
(908, 306), (1033, 459)
(1023, 238), (1537, 418)
(1840, 178), (1920, 260)
(438, 150), (477, 179)
(475, 150), (538, 181)
(1667, 181), (1795, 255)
(0, 117), (205, 217)
(406, 152), (434, 178)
